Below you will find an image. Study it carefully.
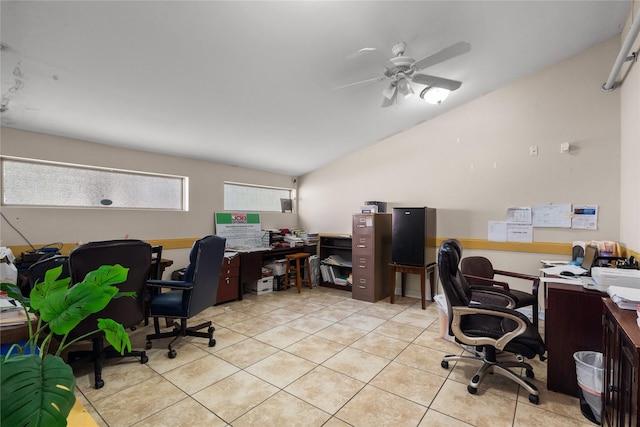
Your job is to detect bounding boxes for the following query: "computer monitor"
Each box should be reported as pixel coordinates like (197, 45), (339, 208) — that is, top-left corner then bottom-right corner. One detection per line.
(581, 245), (598, 271)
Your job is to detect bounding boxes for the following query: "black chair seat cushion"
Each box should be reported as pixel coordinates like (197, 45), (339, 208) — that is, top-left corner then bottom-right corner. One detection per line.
(460, 314), (545, 359)
(471, 288), (535, 309)
(150, 290), (188, 318)
(505, 289), (536, 308)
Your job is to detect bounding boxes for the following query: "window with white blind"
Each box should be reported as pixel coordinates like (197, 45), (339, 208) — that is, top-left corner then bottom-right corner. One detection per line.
(224, 182), (293, 213)
(1, 156), (187, 210)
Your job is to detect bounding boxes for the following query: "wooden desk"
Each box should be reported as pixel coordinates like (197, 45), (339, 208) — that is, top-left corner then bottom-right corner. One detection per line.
(389, 262), (437, 310)
(545, 282), (607, 397)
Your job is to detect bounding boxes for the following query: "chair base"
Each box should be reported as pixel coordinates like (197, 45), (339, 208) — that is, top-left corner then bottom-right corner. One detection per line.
(146, 317), (216, 358)
(67, 336), (148, 389)
(441, 346), (540, 404)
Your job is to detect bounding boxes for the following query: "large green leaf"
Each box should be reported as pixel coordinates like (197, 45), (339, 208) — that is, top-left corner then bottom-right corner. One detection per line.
(80, 264), (129, 288)
(40, 282), (118, 335)
(1, 354), (76, 427)
(30, 265), (70, 311)
(98, 318), (132, 354)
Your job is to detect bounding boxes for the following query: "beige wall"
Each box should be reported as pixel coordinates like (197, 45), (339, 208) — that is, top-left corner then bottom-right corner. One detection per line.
(0, 128), (298, 269)
(619, 2), (640, 257)
(299, 36), (626, 291)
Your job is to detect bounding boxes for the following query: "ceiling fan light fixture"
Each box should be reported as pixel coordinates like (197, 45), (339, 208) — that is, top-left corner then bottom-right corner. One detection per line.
(420, 86), (450, 105)
(397, 78), (414, 99)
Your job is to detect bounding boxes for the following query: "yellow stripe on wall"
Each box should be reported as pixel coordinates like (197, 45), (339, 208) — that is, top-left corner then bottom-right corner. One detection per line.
(7, 237), (636, 258)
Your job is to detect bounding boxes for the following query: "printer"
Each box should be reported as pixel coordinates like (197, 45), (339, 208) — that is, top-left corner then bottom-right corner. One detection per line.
(592, 267), (640, 288)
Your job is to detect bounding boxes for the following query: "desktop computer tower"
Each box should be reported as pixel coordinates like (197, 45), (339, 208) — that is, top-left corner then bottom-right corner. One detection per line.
(392, 207), (437, 266)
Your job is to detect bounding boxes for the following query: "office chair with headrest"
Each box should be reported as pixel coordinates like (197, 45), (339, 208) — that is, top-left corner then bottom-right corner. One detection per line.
(438, 239), (546, 404)
(460, 256), (540, 331)
(67, 239), (152, 388)
(145, 235), (226, 358)
(28, 255), (70, 291)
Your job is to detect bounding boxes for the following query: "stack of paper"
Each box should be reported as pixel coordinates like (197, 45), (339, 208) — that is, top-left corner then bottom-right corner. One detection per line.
(0, 297), (29, 327)
(607, 286), (640, 311)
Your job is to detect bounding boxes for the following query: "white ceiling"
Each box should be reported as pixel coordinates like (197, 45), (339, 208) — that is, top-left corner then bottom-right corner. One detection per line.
(1, 1), (632, 177)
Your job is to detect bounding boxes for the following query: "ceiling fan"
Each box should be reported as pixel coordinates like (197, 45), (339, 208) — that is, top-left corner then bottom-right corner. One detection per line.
(336, 41), (471, 107)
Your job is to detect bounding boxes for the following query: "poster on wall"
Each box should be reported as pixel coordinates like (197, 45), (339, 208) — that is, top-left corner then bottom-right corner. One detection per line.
(214, 212), (265, 250)
(571, 205), (598, 230)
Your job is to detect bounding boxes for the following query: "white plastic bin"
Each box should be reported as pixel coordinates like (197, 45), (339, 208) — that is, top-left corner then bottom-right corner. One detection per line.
(434, 294), (454, 342)
(574, 351), (603, 423)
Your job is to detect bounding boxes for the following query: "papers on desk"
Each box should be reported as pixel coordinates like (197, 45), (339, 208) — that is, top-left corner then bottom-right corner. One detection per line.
(607, 286), (640, 311)
(540, 264), (587, 276)
(0, 298), (30, 327)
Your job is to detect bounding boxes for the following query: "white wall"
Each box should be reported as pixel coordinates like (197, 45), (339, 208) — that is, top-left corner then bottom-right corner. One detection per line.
(619, 2), (640, 256)
(298, 36), (624, 287)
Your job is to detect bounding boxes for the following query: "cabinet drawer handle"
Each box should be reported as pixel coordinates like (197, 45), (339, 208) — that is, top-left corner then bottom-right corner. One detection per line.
(359, 279), (366, 284)
(358, 265), (366, 268)
(356, 224), (365, 228)
(357, 244), (366, 248)
(225, 278), (230, 284)
(358, 285), (367, 289)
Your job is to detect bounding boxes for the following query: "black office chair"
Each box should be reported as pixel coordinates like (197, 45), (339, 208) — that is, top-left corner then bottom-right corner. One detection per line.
(146, 235), (226, 358)
(67, 239), (152, 388)
(460, 256), (540, 331)
(438, 239), (546, 404)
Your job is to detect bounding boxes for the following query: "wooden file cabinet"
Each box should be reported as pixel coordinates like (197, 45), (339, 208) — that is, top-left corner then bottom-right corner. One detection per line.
(217, 254), (240, 304)
(603, 298), (640, 427)
(351, 213), (392, 303)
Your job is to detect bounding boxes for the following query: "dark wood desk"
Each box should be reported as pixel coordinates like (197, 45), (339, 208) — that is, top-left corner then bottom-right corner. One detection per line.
(545, 282), (607, 397)
(389, 262), (437, 310)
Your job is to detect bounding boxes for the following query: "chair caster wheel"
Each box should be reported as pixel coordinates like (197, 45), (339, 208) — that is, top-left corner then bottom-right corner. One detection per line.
(208, 326), (215, 334)
(95, 379), (105, 389)
(529, 394), (539, 404)
(526, 369), (534, 378)
(467, 385), (477, 395)
(209, 338), (216, 347)
(145, 341), (152, 350)
(168, 349), (177, 359)
(441, 361), (449, 369)
(141, 355), (149, 364)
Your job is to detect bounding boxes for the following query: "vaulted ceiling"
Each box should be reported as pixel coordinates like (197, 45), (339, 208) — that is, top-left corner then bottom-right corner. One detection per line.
(1, 1), (632, 176)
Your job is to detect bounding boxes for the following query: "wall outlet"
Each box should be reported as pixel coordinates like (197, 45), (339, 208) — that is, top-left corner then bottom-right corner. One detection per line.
(529, 145), (538, 156)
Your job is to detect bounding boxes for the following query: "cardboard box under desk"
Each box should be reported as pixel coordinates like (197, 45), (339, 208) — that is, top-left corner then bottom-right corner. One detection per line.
(244, 276), (274, 295)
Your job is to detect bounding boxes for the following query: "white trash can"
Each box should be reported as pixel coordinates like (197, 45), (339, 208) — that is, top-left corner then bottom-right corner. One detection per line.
(573, 351), (603, 424)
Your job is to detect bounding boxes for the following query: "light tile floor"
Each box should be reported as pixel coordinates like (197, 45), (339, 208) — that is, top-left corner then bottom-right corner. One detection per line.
(72, 286), (595, 427)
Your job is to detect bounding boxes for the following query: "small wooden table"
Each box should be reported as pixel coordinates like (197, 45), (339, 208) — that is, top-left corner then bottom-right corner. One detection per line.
(389, 262), (437, 309)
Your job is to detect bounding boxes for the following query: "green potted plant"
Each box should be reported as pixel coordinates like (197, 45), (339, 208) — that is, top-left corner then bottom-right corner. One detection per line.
(1, 264), (135, 427)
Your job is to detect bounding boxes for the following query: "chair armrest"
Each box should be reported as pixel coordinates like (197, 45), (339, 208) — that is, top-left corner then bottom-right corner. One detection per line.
(493, 270), (540, 296)
(464, 273), (510, 291)
(451, 304), (530, 351)
(147, 279), (194, 290)
(469, 286), (517, 308)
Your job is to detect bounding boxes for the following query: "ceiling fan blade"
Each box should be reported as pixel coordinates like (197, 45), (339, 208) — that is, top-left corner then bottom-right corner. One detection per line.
(412, 74), (462, 91)
(333, 76), (387, 91)
(381, 87), (397, 107)
(382, 82), (396, 100)
(413, 41), (471, 71)
(345, 47), (382, 60)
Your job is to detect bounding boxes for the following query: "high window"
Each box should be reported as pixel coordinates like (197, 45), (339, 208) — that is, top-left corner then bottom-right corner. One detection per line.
(1, 156), (188, 210)
(224, 182), (294, 212)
